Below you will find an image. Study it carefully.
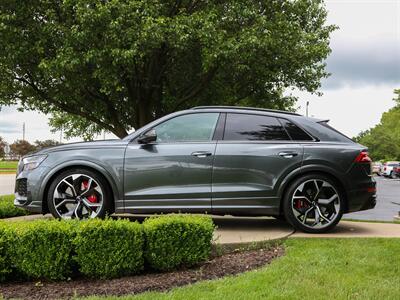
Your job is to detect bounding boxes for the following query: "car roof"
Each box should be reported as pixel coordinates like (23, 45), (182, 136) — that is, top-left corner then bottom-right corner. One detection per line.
(191, 106), (301, 116)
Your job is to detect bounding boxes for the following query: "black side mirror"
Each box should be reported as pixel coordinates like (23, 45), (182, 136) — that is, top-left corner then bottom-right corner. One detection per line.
(138, 129), (157, 144)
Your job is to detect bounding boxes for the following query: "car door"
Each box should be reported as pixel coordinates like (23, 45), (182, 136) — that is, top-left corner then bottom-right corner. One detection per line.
(211, 113), (305, 216)
(123, 112), (220, 213)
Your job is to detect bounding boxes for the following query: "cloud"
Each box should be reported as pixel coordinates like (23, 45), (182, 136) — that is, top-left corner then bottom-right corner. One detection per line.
(0, 120), (20, 134)
(323, 0), (400, 89)
(323, 41), (400, 89)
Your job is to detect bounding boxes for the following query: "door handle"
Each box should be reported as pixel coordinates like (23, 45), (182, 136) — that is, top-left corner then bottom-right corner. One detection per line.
(278, 151), (298, 158)
(191, 151), (212, 158)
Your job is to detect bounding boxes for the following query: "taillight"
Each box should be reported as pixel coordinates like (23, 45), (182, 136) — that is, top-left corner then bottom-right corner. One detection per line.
(355, 151), (372, 163)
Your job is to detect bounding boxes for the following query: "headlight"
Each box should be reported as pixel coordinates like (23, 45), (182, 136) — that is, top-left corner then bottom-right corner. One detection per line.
(22, 155), (47, 171)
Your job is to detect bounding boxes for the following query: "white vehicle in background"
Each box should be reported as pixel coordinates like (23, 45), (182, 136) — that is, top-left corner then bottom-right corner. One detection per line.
(372, 162), (383, 175)
(381, 162), (400, 179)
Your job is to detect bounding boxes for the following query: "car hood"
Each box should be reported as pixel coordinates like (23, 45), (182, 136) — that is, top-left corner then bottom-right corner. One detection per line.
(31, 139), (129, 156)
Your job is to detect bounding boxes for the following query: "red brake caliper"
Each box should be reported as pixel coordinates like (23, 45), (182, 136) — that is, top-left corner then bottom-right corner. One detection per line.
(296, 200), (303, 209)
(81, 180), (98, 203)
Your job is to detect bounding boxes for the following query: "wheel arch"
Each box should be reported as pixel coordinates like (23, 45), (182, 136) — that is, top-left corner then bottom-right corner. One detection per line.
(277, 166), (349, 215)
(40, 161), (120, 214)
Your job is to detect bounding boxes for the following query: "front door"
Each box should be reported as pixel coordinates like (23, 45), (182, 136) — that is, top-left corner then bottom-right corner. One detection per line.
(123, 112), (220, 213)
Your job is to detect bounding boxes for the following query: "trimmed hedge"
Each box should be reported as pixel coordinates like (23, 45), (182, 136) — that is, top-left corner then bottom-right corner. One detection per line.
(0, 214), (215, 281)
(144, 214), (215, 271)
(0, 224), (12, 281)
(0, 195), (30, 219)
(74, 218), (143, 279)
(9, 220), (75, 280)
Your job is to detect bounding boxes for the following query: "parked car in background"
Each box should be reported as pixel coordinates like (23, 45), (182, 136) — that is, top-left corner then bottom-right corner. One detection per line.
(393, 166), (400, 178)
(372, 162), (383, 175)
(14, 106), (377, 233)
(381, 162), (400, 178)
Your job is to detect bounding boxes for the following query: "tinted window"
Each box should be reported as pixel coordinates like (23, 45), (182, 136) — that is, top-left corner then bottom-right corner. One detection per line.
(279, 118), (313, 141)
(224, 113), (290, 141)
(154, 113), (219, 143)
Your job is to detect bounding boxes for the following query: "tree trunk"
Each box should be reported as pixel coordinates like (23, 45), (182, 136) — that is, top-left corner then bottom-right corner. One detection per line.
(112, 125), (129, 139)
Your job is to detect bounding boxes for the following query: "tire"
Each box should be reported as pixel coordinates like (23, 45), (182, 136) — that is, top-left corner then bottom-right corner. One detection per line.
(47, 168), (112, 220)
(390, 171), (397, 179)
(283, 174), (344, 233)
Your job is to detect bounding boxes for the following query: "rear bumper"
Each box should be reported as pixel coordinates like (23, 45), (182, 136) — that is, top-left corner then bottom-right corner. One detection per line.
(346, 179), (377, 213)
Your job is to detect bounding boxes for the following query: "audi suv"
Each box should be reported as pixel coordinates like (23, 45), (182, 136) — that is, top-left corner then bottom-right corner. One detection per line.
(14, 106), (376, 233)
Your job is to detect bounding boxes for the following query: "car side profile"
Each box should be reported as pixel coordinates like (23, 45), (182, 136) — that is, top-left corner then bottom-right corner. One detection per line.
(14, 106), (376, 233)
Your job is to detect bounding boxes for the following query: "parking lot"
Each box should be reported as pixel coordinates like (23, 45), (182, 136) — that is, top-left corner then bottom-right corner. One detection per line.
(345, 176), (399, 221)
(1, 174), (399, 221)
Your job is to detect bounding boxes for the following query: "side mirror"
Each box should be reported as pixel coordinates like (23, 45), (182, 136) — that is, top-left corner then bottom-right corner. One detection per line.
(138, 129), (157, 144)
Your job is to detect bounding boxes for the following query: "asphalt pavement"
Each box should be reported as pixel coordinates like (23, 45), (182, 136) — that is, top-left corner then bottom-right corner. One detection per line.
(344, 176), (400, 221)
(0, 174), (15, 196)
(1, 174), (399, 221)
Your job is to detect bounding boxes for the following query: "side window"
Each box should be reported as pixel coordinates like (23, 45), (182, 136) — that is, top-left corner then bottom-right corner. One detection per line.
(279, 118), (313, 141)
(224, 113), (290, 141)
(153, 113), (219, 143)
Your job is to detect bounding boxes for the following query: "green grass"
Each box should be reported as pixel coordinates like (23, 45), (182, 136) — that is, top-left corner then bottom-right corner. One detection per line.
(84, 238), (400, 300)
(0, 160), (17, 173)
(0, 195), (30, 219)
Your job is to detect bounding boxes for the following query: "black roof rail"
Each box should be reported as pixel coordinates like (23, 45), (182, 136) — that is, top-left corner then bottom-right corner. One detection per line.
(191, 106), (301, 116)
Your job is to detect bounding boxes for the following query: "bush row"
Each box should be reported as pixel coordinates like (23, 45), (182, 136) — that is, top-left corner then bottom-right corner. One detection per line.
(0, 214), (214, 281)
(0, 195), (31, 219)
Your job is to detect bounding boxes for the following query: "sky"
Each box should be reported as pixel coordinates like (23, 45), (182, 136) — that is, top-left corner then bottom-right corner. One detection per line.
(0, 0), (400, 144)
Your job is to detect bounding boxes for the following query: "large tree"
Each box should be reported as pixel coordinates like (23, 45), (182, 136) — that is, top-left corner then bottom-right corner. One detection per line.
(0, 0), (336, 139)
(354, 89), (400, 161)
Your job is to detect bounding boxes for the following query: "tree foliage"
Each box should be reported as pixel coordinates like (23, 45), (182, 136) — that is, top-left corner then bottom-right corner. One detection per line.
(34, 139), (60, 151)
(354, 89), (400, 161)
(10, 140), (36, 157)
(0, 137), (6, 158)
(0, 0), (336, 139)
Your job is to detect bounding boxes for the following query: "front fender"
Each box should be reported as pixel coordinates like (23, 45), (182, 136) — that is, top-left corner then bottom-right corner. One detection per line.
(38, 160), (122, 211)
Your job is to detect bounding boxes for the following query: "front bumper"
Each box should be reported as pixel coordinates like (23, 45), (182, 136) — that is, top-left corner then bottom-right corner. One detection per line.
(14, 166), (50, 213)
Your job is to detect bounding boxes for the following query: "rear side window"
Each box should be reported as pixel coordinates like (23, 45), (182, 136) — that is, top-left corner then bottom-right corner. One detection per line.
(279, 118), (313, 141)
(224, 113), (290, 141)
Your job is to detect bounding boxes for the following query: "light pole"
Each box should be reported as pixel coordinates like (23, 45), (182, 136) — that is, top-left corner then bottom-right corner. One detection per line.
(306, 101), (310, 117)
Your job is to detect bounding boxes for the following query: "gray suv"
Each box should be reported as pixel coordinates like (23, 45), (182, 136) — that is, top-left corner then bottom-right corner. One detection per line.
(15, 106), (376, 233)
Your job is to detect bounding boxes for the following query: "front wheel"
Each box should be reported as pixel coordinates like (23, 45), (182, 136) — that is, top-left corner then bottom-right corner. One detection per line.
(283, 174), (343, 233)
(47, 169), (111, 220)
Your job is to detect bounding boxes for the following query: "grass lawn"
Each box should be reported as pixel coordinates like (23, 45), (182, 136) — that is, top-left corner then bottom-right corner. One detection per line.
(0, 160), (18, 173)
(0, 194), (30, 219)
(85, 238), (400, 300)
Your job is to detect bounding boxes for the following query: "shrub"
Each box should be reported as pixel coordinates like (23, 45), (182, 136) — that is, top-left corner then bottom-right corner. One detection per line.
(143, 214), (215, 271)
(73, 218), (144, 279)
(9, 220), (75, 280)
(0, 223), (13, 281)
(0, 195), (30, 219)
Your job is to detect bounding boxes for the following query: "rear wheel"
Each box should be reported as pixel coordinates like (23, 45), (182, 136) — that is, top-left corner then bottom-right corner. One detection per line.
(390, 171), (397, 179)
(283, 174), (343, 233)
(47, 169), (111, 220)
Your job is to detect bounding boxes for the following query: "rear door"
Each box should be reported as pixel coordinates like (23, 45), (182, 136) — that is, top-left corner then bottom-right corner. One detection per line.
(211, 113), (305, 215)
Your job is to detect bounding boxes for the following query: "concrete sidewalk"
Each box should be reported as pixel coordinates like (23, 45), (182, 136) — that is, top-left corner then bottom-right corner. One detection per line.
(292, 220), (400, 238)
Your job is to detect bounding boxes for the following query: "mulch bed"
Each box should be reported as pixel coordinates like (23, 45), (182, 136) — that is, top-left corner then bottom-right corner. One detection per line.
(0, 245), (284, 300)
